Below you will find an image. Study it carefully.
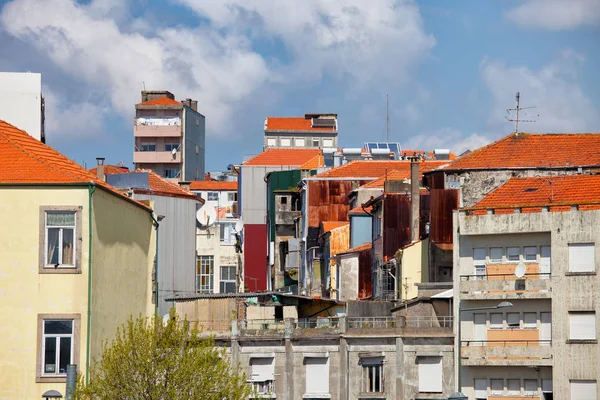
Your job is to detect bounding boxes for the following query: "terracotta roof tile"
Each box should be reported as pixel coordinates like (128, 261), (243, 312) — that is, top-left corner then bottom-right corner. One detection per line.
(0, 120), (151, 211)
(316, 160), (448, 180)
(442, 132), (600, 171)
(348, 205), (372, 215)
(265, 117), (336, 131)
(190, 181), (238, 191)
(339, 242), (372, 254)
(243, 148), (321, 166)
(89, 164), (129, 175)
(137, 96), (182, 106)
(322, 221), (349, 233)
(300, 154), (325, 170)
(472, 175), (600, 209)
(134, 169), (198, 200)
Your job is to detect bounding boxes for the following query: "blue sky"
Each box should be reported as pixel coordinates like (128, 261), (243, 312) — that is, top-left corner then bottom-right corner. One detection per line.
(1, 0), (598, 172)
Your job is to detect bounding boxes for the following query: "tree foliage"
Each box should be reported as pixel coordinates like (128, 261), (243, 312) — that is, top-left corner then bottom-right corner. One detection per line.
(75, 311), (250, 400)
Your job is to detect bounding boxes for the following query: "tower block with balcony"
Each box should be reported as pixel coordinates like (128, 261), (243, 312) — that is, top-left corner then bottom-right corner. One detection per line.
(133, 90), (205, 181)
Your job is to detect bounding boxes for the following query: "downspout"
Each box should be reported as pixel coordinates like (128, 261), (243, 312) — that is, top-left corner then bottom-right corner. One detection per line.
(85, 183), (96, 385)
(151, 214), (160, 313)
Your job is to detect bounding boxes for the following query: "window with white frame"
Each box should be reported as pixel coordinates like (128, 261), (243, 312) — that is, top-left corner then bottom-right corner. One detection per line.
(570, 380), (597, 400)
(490, 247), (503, 263)
(227, 192), (237, 202)
(490, 379), (504, 395)
(524, 379), (538, 396)
(474, 378), (487, 400)
(42, 320), (73, 376)
(418, 356), (442, 393)
(219, 222), (235, 244)
(474, 248), (487, 279)
(219, 266), (236, 293)
(164, 168), (179, 179)
(140, 142), (156, 152)
(295, 138), (305, 147)
(164, 142), (179, 152)
(267, 138), (277, 147)
(207, 192), (219, 201)
(304, 357), (329, 396)
(542, 379), (553, 399)
(507, 379), (520, 395)
(250, 357), (275, 395)
(490, 313), (503, 329)
(361, 357), (384, 393)
(45, 211), (76, 268)
(312, 139), (320, 147)
(569, 312), (596, 340)
(524, 246), (537, 261)
(523, 312), (537, 329)
(196, 256), (213, 293)
(569, 243), (595, 272)
(507, 312), (520, 328)
(507, 247), (520, 262)
(323, 139), (333, 147)
(280, 138), (291, 147)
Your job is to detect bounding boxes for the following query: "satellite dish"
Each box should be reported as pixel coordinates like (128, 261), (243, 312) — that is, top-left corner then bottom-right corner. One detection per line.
(514, 262), (526, 278)
(171, 147), (177, 155)
(196, 204), (217, 228)
(235, 219), (244, 232)
(162, 314), (170, 327)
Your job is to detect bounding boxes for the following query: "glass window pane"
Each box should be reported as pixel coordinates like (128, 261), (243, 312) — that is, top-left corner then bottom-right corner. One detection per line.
(524, 246), (537, 261)
(44, 320), (73, 334)
(490, 247), (503, 262)
(507, 313), (520, 327)
(62, 228), (74, 265)
(47, 212), (75, 226)
(491, 379), (504, 393)
(508, 379), (520, 394)
(59, 337), (71, 373)
(490, 313), (503, 329)
(524, 312), (537, 328)
(47, 228), (60, 265)
(507, 247), (520, 261)
(44, 337), (57, 373)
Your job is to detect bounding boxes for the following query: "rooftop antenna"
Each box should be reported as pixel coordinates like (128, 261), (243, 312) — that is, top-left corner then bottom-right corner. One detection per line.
(386, 94), (390, 142)
(506, 92), (538, 135)
(142, 81), (146, 90)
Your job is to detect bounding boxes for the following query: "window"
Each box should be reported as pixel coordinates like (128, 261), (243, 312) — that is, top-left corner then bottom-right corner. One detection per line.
(490, 313), (503, 329)
(361, 357), (384, 393)
(227, 192), (237, 202)
(569, 312), (596, 340)
(490, 247), (503, 263)
(490, 379), (504, 395)
(250, 357), (275, 395)
(164, 142), (179, 152)
(37, 314), (80, 382)
(507, 247), (520, 262)
(524, 246), (537, 261)
(523, 312), (537, 329)
(40, 207), (81, 274)
(323, 139), (333, 147)
(474, 248), (486, 279)
(267, 138), (277, 147)
(164, 168), (179, 179)
(570, 381), (597, 400)
(418, 356), (442, 393)
(281, 138), (291, 147)
(312, 139), (320, 147)
(569, 243), (595, 272)
(140, 142), (156, 152)
(542, 379), (553, 400)
(507, 379), (520, 395)
(295, 138), (305, 147)
(507, 313), (520, 328)
(474, 379), (487, 399)
(524, 379), (538, 396)
(220, 222), (235, 244)
(219, 266), (236, 293)
(196, 256), (213, 293)
(207, 192), (219, 201)
(196, 145), (199, 154)
(305, 357), (329, 396)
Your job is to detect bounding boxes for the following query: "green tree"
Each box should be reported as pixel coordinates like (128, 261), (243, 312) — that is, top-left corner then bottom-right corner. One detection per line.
(76, 311), (250, 400)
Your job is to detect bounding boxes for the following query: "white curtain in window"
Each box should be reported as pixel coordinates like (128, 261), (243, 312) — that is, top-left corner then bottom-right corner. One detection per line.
(305, 357), (329, 394)
(571, 381), (597, 400)
(251, 357), (274, 381)
(569, 243), (595, 272)
(569, 313), (596, 340)
(418, 356), (442, 393)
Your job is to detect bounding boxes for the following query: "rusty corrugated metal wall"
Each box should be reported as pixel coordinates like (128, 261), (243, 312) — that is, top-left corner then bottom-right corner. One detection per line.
(429, 189), (459, 244)
(358, 248), (373, 299)
(383, 194), (411, 261)
(308, 180), (367, 227)
(329, 224), (351, 256)
(419, 193), (431, 239)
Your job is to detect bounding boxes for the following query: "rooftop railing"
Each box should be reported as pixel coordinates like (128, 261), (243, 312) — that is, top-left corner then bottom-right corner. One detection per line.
(460, 273), (551, 281)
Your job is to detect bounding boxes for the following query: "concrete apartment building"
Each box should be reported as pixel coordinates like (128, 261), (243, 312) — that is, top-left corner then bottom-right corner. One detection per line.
(454, 174), (600, 400)
(191, 180), (242, 294)
(0, 122), (156, 399)
(0, 72), (45, 142)
(264, 114), (338, 150)
(133, 90), (205, 181)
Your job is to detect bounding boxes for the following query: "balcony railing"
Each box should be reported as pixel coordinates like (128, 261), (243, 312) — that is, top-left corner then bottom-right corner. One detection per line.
(347, 316), (453, 331)
(460, 339), (553, 366)
(459, 273), (552, 299)
(460, 273), (551, 281)
(461, 339), (551, 347)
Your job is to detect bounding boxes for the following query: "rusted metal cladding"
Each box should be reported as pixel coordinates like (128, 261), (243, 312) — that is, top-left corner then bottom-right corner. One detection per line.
(383, 194), (411, 260)
(358, 248), (373, 299)
(429, 189), (459, 244)
(425, 170), (446, 190)
(308, 180), (365, 228)
(419, 193), (431, 238)
(329, 224), (351, 256)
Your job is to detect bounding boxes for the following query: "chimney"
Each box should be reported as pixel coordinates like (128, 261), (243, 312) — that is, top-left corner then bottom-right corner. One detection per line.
(178, 181), (191, 190)
(96, 158), (106, 181)
(410, 157), (420, 242)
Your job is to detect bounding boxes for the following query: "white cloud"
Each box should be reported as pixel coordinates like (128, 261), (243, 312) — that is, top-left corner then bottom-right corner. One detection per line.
(481, 51), (599, 133)
(506, 0), (600, 30)
(406, 128), (492, 155)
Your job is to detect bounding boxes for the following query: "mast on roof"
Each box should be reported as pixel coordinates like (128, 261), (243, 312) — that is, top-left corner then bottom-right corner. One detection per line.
(506, 92), (538, 135)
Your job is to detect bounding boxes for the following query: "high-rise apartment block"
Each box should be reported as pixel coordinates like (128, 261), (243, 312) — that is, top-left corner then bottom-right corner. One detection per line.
(133, 90), (205, 181)
(0, 72), (45, 142)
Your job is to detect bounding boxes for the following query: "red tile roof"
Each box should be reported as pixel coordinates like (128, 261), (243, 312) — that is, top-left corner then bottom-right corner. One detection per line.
(134, 169), (198, 200)
(243, 148), (322, 166)
(190, 181), (238, 191)
(89, 164), (129, 175)
(265, 117), (336, 131)
(0, 120), (150, 211)
(348, 205), (373, 215)
(322, 221), (349, 233)
(472, 175), (600, 210)
(339, 242), (372, 254)
(137, 96), (181, 106)
(315, 160), (448, 179)
(442, 133), (600, 171)
(300, 154), (325, 170)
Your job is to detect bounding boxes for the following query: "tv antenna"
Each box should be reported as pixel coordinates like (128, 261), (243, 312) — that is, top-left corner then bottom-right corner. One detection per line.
(386, 94), (390, 142)
(506, 92), (538, 135)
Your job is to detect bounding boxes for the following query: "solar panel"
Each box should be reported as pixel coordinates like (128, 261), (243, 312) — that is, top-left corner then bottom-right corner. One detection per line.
(312, 118), (336, 127)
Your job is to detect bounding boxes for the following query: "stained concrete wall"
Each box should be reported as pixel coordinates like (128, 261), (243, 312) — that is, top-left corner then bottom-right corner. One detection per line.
(338, 253), (359, 301)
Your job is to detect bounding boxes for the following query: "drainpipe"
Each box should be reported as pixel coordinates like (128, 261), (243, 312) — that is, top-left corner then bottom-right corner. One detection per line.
(151, 214), (160, 313)
(85, 183), (96, 385)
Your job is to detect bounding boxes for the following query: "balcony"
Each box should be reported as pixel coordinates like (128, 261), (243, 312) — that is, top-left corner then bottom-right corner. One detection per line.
(133, 150), (181, 164)
(134, 120), (181, 137)
(461, 336), (552, 366)
(346, 316), (453, 334)
(460, 273), (551, 300)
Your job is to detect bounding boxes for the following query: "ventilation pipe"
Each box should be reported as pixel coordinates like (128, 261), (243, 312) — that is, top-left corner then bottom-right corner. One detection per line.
(96, 157), (105, 181)
(410, 157), (420, 242)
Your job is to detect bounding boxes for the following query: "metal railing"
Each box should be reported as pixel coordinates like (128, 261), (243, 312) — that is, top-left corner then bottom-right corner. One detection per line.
(240, 319), (286, 331)
(347, 316), (396, 329)
(461, 339), (552, 347)
(294, 317), (340, 329)
(347, 316), (453, 330)
(460, 273), (551, 281)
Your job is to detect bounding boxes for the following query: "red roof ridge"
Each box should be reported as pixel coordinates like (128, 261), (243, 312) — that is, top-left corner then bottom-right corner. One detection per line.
(137, 96), (181, 106)
(190, 180), (238, 191)
(243, 148), (321, 166)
